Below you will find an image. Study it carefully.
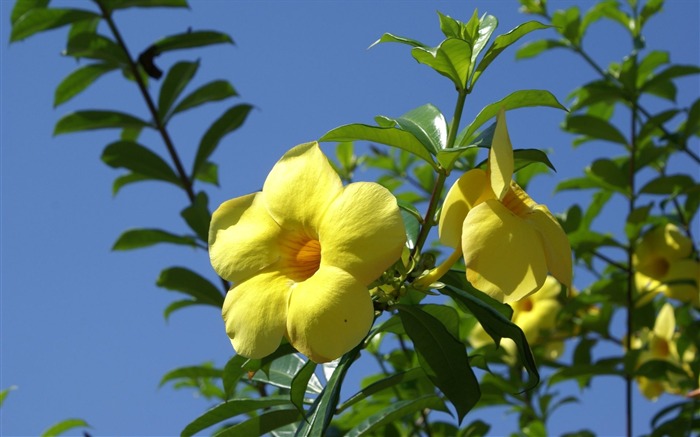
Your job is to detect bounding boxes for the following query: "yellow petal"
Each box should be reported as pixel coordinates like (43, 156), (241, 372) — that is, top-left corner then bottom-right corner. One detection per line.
(209, 193), (282, 283)
(222, 270), (292, 359)
(286, 266), (374, 363)
(439, 169), (495, 248)
(461, 200), (547, 303)
(531, 276), (562, 301)
(262, 142), (342, 234)
(663, 259), (700, 306)
(319, 182), (406, 285)
(526, 205), (573, 289)
(654, 303), (676, 341)
(488, 108), (514, 200)
(516, 299), (561, 342)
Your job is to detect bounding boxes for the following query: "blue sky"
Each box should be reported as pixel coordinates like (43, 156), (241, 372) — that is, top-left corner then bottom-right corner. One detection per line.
(1, 1), (698, 436)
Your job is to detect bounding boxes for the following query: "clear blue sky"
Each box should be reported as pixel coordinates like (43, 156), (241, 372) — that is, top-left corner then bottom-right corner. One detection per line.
(2, 1), (698, 436)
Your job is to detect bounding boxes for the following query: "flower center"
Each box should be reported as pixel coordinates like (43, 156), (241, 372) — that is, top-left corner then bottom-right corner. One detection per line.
(644, 256), (670, 279)
(281, 233), (321, 282)
(650, 337), (670, 358)
(501, 183), (533, 218)
(517, 298), (534, 313)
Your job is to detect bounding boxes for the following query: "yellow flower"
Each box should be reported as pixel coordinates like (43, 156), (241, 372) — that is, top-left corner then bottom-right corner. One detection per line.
(631, 303), (696, 400)
(438, 109), (572, 303)
(634, 224), (699, 307)
(209, 142), (406, 363)
(469, 276), (565, 363)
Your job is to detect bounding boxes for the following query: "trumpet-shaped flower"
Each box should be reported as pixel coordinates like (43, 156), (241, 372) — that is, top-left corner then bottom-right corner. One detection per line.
(438, 109), (572, 303)
(634, 224), (699, 307)
(209, 142), (406, 363)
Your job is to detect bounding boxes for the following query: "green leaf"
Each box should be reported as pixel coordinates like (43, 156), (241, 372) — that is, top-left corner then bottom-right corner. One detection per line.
(112, 228), (198, 251)
(346, 395), (447, 437)
(320, 124), (437, 169)
(213, 408), (302, 437)
(515, 39), (567, 60)
(472, 21), (550, 87)
(565, 115), (628, 146)
(101, 141), (181, 186)
(459, 90), (567, 146)
(470, 14), (498, 67)
(476, 148), (556, 173)
(588, 158), (629, 193)
(0, 386), (17, 407)
(194, 161), (220, 186)
(368, 32), (426, 50)
(63, 33), (128, 65)
(394, 104), (448, 153)
(112, 172), (149, 196)
(639, 174), (696, 195)
(40, 418), (90, 437)
(10, 0), (49, 25)
(163, 299), (204, 321)
(642, 65), (700, 94)
(158, 60), (200, 121)
(339, 367), (427, 412)
(290, 359), (317, 415)
(222, 354), (249, 399)
(181, 191), (211, 242)
(295, 345), (362, 437)
(412, 38), (473, 91)
(55, 111), (149, 135)
(251, 354), (322, 394)
(172, 80), (238, 117)
(156, 267), (223, 306)
(552, 6), (582, 44)
(11, 8), (99, 42)
(193, 104), (253, 180)
(159, 365), (222, 387)
(378, 304), (461, 340)
(102, 0), (188, 11)
(181, 397), (291, 437)
(400, 207), (420, 250)
(397, 304), (479, 424)
(153, 30), (234, 54)
(54, 63), (117, 107)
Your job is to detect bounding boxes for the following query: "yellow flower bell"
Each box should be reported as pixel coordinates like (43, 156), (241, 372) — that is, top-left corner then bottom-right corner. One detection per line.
(438, 109), (572, 303)
(634, 223), (699, 307)
(209, 142), (406, 363)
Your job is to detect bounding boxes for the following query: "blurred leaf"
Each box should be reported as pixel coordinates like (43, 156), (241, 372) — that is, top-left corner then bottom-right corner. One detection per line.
(181, 191), (211, 242)
(552, 6), (582, 44)
(54, 63), (117, 107)
(640, 0), (664, 27)
(112, 228), (198, 251)
(11, 7), (99, 42)
(636, 50), (669, 88)
(516, 39), (567, 59)
(459, 90), (567, 146)
(195, 161), (220, 186)
(345, 395), (448, 437)
(321, 124), (437, 168)
(101, 140), (181, 186)
(412, 38), (473, 91)
(640, 174), (695, 195)
(565, 115), (628, 146)
(156, 266), (223, 306)
(290, 359), (317, 415)
(0, 386), (17, 407)
(102, 0), (188, 11)
(159, 365), (222, 387)
(10, 0), (49, 25)
(181, 397), (291, 437)
(339, 367), (427, 412)
(159, 60), (200, 121)
(40, 418), (90, 437)
(153, 30), (234, 53)
(63, 33), (128, 65)
(214, 408), (301, 437)
(397, 304), (479, 423)
(643, 65), (700, 94)
(549, 362), (624, 387)
(172, 80), (238, 117)
(568, 80), (625, 111)
(112, 172), (149, 195)
(472, 21), (550, 87)
(55, 111), (149, 135)
(588, 158), (629, 193)
(163, 299), (204, 321)
(459, 419), (491, 437)
(193, 104), (253, 180)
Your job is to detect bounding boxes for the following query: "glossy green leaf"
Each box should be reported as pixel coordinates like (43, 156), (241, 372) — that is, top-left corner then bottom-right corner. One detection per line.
(159, 60), (200, 121)
(400, 207), (420, 250)
(11, 8), (98, 42)
(214, 408), (301, 437)
(565, 115), (628, 146)
(153, 30), (234, 54)
(320, 124), (437, 168)
(640, 174), (696, 195)
(112, 228), (198, 251)
(290, 358), (318, 415)
(63, 33), (128, 65)
(476, 148), (556, 173)
(222, 354), (249, 399)
(459, 90), (567, 146)
(397, 304), (479, 423)
(159, 365), (222, 387)
(472, 21), (550, 87)
(163, 299), (204, 321)
(515, 39), (567, 60)
(55, 111), (149, 135)
(101, 141), (181, 186)
(378, 304), (461, 340)
(295, 344), (362, 437)
(368, 32), (426, 50)
(54, 63), (117, 107)
(394, 104), (448, 153)
(156, 267), (223, 306)
(412, 38), (473, 90)
(252, 354), (322, 393)
(40, 418), (90, 437)
(102, 0), (188, 11)
(193, 104), (253, 180)
(181, 397), (291, 437)
(172, 80), (238, 117)
(10, 0), (49, 25)
(339, 367), (427, 412)
(470, 14), (498, 65)
(346, 394), (447, 437)
(181, 191), (211, 242)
